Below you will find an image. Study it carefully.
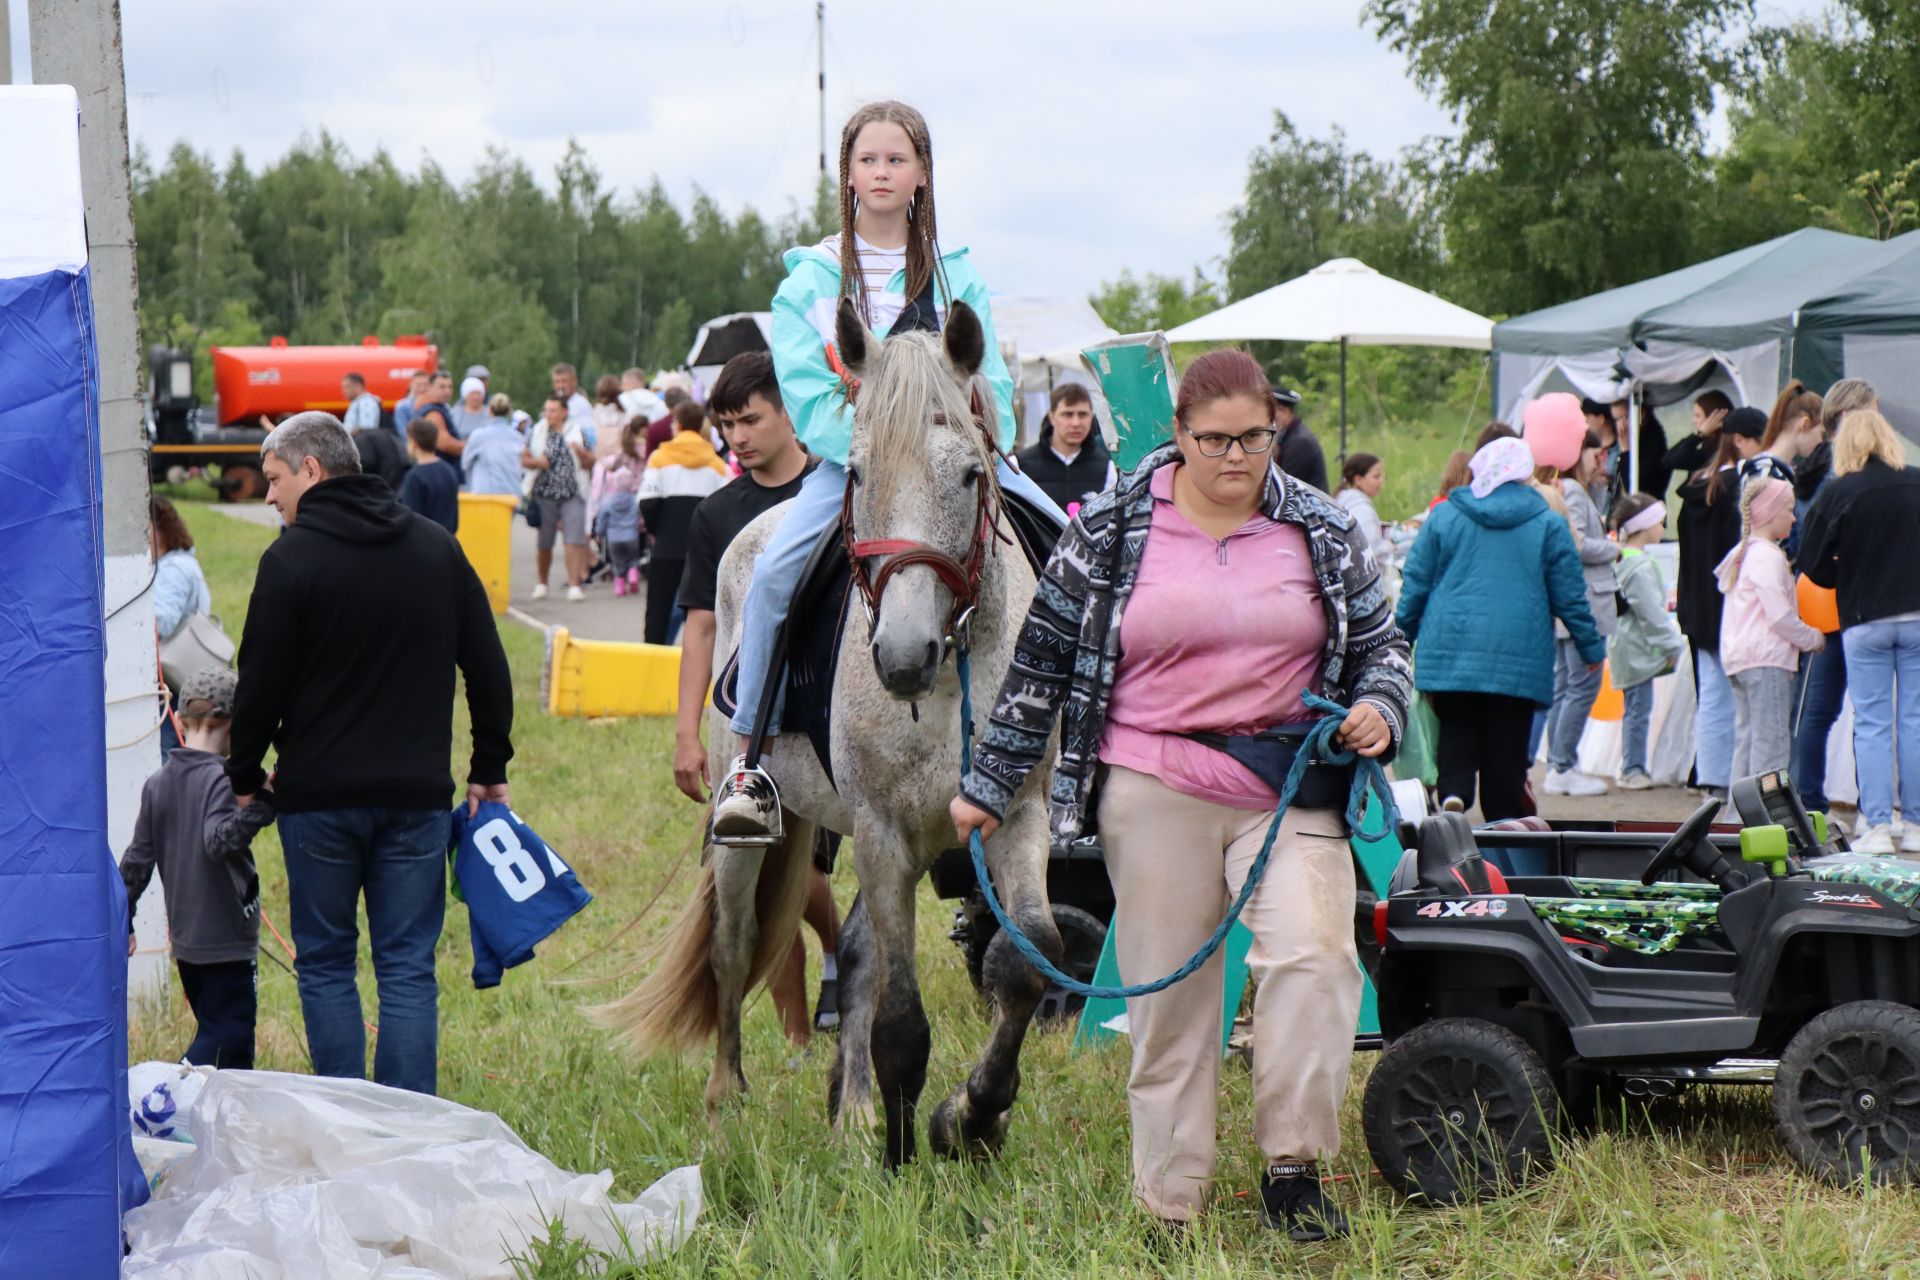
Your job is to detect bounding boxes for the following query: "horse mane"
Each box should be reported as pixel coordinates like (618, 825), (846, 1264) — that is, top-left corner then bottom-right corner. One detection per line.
(858, 330), (998, 511)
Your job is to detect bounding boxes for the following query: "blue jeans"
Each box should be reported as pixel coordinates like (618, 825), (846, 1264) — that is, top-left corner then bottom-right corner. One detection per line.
(1547, 637), (1603, 773)
(1692, 645), (1736, 791)
(1791, 638), (1849, 812)
(729, 457), (1065, 735)
(1842, 618), (1920, 828)
(278, 807), (451, 1095)
(1620, 679), (1655, 777)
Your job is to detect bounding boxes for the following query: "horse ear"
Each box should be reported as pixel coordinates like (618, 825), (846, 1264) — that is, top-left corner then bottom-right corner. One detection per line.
(835, 297), (877, 379)
(944, 301), (985, 377)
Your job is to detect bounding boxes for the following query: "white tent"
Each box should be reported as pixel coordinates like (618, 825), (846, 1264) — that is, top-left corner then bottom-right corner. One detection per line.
(989, 293), (1118, 444)
(1165, 257), (1494, 455)
(684, 312), (773, 399)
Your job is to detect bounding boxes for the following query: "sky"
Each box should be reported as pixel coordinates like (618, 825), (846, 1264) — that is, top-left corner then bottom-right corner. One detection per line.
(8, 0), (1830, 301)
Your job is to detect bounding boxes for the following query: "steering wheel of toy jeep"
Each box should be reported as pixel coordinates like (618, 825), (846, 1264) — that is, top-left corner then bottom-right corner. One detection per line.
(1642, 797), (1722, 887)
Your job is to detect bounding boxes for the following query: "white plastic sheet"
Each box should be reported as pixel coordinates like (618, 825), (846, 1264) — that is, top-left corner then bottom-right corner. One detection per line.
(122, 1070), (699, 1279)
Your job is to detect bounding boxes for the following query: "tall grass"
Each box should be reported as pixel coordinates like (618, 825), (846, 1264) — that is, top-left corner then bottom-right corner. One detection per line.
(130, 503), (1920, 1277)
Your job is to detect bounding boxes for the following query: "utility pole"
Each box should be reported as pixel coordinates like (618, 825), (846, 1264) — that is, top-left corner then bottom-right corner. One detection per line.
(28, 0), (164, 994)
(0, 1), (12, 84)
(816, 2), (826, 177)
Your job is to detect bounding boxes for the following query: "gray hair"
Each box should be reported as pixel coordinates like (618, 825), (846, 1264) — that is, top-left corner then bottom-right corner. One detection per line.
(262, 412), (361, 477)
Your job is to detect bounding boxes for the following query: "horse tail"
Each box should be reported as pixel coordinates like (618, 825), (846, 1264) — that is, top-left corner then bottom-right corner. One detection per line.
(588, 816), (816, 1056)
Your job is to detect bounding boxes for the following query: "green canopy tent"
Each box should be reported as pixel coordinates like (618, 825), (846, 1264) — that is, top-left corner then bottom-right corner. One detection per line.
(1494, 228), (1920, 468)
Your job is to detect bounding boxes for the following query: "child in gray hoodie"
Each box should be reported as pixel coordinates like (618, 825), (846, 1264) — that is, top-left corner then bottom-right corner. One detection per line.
(123, 667), (276, 1068)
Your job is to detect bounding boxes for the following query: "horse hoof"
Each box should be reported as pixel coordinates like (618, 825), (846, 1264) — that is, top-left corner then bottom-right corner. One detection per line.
(928, 1095), (1008, 1162)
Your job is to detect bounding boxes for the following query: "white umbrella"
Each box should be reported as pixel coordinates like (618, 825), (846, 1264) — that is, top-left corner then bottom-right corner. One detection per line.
(1165, 257), (1493, 456)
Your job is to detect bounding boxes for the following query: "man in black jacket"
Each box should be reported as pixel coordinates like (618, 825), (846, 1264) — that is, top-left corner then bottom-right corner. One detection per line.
(1271, 384), (1329, 492)
(229, 412), (513, 1095)
(1014, 382), (1116, 514)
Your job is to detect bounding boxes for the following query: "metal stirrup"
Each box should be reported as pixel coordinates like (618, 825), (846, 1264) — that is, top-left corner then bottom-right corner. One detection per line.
(712, 763), (785, 847)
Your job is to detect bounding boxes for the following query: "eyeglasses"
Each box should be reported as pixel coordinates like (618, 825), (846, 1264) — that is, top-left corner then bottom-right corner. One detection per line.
(1181, 425), (1277, 458)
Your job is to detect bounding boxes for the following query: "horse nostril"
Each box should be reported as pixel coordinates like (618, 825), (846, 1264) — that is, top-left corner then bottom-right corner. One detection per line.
(923, 640), (940, 671)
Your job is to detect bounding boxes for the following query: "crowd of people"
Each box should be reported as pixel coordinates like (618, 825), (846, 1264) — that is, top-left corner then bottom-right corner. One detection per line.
(1392, 377), (1920, 853)
(124, 90), (1920, 1252)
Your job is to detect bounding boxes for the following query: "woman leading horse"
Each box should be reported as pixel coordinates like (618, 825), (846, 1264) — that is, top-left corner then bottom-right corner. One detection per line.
(949, 349), (1412, 1240)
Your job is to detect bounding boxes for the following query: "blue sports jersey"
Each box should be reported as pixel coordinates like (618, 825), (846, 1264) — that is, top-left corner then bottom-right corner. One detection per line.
(448, 803), (593, 988)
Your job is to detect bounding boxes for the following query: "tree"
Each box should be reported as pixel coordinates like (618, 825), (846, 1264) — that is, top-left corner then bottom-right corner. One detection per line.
(1088, 270), (1221, 334)
(1365, 0), (1761, 314)
(1224, 114), (1443, 301)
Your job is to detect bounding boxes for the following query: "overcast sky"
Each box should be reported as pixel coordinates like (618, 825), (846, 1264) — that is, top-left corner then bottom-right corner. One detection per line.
(10, 0), (1828, 300)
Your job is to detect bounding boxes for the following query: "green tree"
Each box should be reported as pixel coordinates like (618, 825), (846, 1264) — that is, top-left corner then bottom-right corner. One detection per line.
(1088, 270), (1221, 334)
(133, 142), (260, 333)
(1224, 114), (1443, 301)
(1366, 0), (1760, 314)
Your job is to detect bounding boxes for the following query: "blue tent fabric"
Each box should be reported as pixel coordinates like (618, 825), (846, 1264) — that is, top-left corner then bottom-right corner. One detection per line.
(0, 263), (147, 1276)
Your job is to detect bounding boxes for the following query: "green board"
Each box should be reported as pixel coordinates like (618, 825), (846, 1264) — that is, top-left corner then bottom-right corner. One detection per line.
(1074, 790), (1404, 1054)
(1081, 331), (1177, 472)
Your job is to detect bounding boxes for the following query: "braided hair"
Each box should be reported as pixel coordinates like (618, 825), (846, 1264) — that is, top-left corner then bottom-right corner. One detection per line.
(836, 100), (951, 326)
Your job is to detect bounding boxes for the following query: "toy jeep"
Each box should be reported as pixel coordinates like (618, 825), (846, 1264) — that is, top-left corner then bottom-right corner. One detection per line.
(1365, 770), (1920, 1200)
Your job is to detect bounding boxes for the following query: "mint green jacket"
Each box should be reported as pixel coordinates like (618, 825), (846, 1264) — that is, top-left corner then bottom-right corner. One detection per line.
(768, 242), (1016, 466)
(1609, 548), (1686, 689)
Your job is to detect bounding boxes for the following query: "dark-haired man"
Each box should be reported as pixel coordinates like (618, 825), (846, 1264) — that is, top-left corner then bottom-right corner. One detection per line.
(672, 351), (841, 1036)
(1015, 382), (1116, 514)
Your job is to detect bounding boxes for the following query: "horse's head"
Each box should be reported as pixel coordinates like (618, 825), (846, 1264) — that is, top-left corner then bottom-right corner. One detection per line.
(837, 296), (997, 702)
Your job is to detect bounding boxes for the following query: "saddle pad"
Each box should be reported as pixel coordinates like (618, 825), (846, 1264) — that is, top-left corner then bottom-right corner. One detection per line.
(713, 536), (853, 788)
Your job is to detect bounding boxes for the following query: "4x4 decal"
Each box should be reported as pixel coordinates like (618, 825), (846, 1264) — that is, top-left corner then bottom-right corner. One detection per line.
(1415, 899), (1511, 919)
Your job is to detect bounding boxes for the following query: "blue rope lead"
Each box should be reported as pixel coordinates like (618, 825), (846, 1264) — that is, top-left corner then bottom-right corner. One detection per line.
(956, 647), (1397, 1000)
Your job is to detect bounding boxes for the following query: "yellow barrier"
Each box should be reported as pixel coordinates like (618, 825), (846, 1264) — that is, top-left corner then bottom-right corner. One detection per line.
(457, 493), (520, 614)
(544, 625), (682, 718)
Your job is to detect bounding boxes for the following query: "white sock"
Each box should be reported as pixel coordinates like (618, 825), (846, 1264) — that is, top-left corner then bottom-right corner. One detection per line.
(821, 954), (838, 982)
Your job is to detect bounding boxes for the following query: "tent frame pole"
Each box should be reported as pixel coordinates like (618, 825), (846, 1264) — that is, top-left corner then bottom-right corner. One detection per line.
(1338, 336), (1349, 463)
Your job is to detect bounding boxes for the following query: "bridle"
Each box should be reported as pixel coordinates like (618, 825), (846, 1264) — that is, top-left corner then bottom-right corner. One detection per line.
(840, 383), (1010, 654)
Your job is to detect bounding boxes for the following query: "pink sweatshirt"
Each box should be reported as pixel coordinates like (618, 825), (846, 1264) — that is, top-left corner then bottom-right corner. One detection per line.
(1715, 537), (1822, 675)
(1098, 466), (1329, 810)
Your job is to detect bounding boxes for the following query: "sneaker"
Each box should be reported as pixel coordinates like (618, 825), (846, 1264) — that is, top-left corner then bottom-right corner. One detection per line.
(530, 582), (549, 601)
(612, 577), (626, 598)
(1258, 1162), (1349, 1242)
(813, 977), (840, 1032)
(1544, 769), (1608, 797)
(1856, 823), (1898, 855)
(1440, 796), (1466, 814)
(711, 756), (781, 843)
(1619, 771), (1654, 791)
(627, 566), (641, 590)
(1901, 825), (1920, 856)
(566, 584), (586, 602)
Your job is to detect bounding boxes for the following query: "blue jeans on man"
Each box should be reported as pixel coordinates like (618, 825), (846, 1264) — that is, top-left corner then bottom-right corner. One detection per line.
(278, 807), (451, 1095)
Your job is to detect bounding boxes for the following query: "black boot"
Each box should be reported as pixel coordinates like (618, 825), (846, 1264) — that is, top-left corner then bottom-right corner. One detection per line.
(1258, 1161), (1349, 1242)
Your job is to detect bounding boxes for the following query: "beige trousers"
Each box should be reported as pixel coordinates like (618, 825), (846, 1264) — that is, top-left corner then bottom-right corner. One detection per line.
(1098, 764), (1361, 1220)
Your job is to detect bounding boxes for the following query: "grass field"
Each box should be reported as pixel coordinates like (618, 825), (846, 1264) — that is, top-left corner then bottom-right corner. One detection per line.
(129, 501), (1920, 1279)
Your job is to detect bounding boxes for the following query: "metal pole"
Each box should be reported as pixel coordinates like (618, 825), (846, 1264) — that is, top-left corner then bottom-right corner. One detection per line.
(816, 2), (826, 177)
(0, 1), (12, 84)
(1338, 335), (1349, 462)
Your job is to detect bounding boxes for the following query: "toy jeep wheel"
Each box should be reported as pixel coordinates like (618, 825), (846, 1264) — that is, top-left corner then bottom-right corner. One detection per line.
(1775, 1000), (1920, 1184)
(1363, 1018), (1559, 1203)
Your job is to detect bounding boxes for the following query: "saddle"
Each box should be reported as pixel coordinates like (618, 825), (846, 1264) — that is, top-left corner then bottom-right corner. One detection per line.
(712, 490), (1062, 791)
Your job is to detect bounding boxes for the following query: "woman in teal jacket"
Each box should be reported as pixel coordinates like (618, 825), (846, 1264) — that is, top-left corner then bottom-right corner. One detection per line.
(1396, 437), (1603, 819)
(711, 100), (1064, 840)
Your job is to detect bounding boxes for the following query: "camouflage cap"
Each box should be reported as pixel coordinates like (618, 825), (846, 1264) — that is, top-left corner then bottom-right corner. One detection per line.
(176, 666), (237, 718)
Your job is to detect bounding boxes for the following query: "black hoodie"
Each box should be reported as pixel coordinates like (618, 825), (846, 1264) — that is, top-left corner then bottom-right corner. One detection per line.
(227, 474), (513, 812)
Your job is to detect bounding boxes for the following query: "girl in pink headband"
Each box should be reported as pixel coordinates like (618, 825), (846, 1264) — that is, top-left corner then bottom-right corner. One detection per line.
(1715, 477), (1825, 790)
(1607, 495), (1685, 788)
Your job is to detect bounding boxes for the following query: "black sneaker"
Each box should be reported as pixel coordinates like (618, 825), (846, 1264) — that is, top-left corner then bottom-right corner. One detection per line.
(1142, 1216), (1189, 1253)
(1258, 1162), (1349, 1242)
(813, 977), (840, 1032)
(711, 756), (781, 843)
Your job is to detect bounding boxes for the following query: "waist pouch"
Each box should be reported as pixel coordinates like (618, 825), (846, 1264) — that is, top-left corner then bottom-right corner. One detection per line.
(1180, 724), (1351, 810)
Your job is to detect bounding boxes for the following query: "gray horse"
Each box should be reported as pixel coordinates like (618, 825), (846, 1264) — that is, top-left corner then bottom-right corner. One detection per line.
(595, 299), (1064, 1168)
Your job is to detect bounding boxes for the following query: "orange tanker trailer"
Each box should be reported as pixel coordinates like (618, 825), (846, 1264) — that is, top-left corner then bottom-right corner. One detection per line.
(149, 336), (439, 499)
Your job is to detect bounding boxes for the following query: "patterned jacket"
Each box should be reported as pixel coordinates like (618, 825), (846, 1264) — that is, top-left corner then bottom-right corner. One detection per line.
(961, 444), (1413, 842)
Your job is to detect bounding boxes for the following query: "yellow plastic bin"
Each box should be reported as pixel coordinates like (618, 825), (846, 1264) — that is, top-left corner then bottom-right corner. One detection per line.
(544, 626), (682, 718)
(457, 493), (519, 613)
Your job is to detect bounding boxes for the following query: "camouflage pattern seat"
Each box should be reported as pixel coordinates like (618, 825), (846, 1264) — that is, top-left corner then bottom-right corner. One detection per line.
(1529, 895), (1724, 957)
